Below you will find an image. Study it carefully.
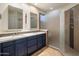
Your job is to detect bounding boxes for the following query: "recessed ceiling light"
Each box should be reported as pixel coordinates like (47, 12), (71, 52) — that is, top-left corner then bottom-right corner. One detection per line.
(34, 3), (38, 5)
(50, 8), (53, 10)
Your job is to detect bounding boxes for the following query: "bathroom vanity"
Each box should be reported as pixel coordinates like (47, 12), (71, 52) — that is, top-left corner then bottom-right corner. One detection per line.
(0, 4), (47, 56)
(0, 32), (46, 56)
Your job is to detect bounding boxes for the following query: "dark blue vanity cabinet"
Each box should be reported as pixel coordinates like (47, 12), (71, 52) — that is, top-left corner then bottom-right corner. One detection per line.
(0, 43), (1, 56)
(1, 41), (15, 56)
(27, 36), (37, 55)
(42, 34), (46, 47)
(0, 33), (46, 56)
(37, 34), (46, 49)
(27, 34), (46, 55)
(37, 35), (43, 49)
(15, 38), (27, 56)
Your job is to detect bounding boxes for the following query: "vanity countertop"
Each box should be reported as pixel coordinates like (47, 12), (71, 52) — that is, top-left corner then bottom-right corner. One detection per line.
(0, 29), (40, 37)
(0, 29), (39, 35)
(0, 32), (46, 43)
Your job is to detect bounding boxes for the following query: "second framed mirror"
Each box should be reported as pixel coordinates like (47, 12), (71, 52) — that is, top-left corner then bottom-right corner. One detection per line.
(30, 12), (37, 29)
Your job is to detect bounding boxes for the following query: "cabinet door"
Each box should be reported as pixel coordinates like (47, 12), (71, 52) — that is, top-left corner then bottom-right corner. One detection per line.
(27, 36), (37, 55)
(27, 36), (37, 47)
(28, 45), (37, 55)
(42, 34), (46, 46)
(37, 34), (46, 49)
(15, 38), (27, 56)
(2, 45), (15, 56)
(2, 41), (15, 56)
(37, 35), (43, 49)
(0, 43), (1, 56)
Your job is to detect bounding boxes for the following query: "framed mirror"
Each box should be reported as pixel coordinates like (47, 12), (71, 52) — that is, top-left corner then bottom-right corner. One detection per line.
(30, 12), (37, 29)
(8, 6), (23, 29)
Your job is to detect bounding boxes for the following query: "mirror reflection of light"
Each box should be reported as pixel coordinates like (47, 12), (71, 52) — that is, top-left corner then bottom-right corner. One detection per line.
(40, 15), (46, 22)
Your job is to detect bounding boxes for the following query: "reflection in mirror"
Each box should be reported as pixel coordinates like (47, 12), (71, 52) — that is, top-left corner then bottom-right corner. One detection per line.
(8, 6), (23, 29)
(39, 13), (46, 29)
(30, 12), (37, 29)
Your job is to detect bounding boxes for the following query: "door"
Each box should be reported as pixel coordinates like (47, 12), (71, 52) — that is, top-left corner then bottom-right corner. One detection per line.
(65, 10), (70, 46)
(65, 8), (74, 48)
(65, 4), (79, 51)
(69, 9), (74, 48)
(73, 5), (79, 51)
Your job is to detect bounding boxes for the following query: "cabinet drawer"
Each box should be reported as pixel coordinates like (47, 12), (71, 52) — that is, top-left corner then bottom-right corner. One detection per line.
(28, 36), (37, 41)
(2, 45), (15, 56)
(40, 34), (46, 38)
(15, 38), (27, 44)
(15, 42), (27, 56)
(28, 45), (37, 55)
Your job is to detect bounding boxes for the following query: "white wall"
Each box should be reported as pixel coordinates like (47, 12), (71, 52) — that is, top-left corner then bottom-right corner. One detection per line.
(0, 4), (8, 31)
(0, 3), (39, 32)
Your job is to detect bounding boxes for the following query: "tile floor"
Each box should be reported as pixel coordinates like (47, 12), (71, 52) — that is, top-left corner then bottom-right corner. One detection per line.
(32, 47), (63, 56)
(32, 45), (79, 56)
(63, 45), (79, 56)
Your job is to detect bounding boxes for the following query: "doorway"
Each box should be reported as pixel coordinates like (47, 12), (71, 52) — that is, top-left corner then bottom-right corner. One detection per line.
(65, 4), (79, 51)
(65, 8), (74, 49)
(69, 9), (74, 48)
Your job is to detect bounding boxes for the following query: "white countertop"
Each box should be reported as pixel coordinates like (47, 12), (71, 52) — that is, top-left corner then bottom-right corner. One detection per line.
(0, 32), (46, 43)
(0, 29), (39, 35)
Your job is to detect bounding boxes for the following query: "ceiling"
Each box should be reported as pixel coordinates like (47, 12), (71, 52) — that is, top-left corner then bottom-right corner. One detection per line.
(29, 3), (71, 13)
